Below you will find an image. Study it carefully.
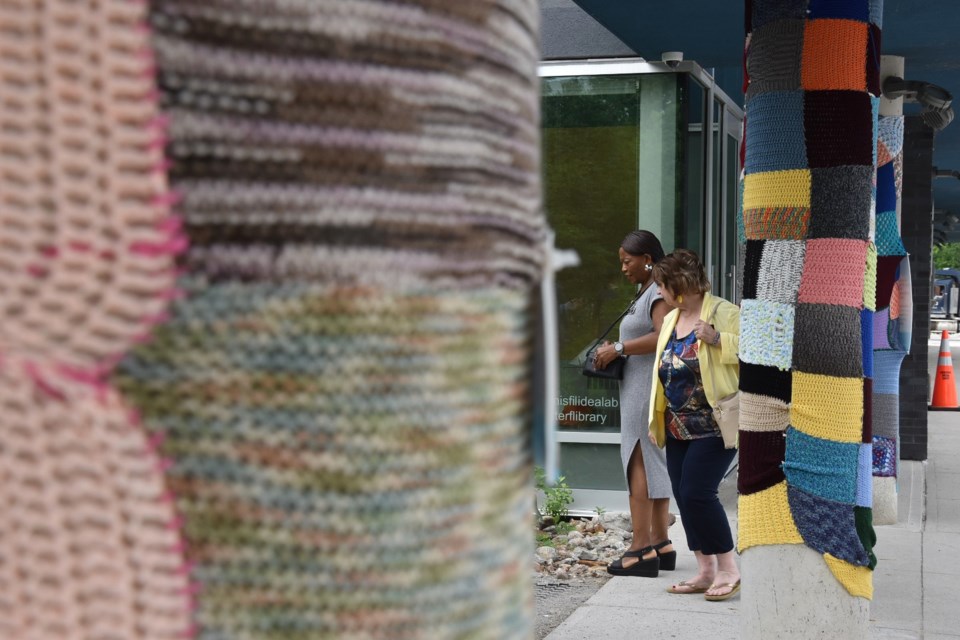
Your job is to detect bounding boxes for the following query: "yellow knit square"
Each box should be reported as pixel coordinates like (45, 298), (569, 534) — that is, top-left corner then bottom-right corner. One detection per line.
(737, 482), (804, 552)
(743, 169), (812, 211)
(791, 372), (863, 443)
(825, 553), (873, 599)
(863, 243), (877, 311)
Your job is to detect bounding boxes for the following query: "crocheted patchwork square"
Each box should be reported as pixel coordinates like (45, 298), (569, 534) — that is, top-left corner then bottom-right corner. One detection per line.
(808, 165), (873, 239)
(741, 362), (792, 404)
(791, 371), (863, 443)
(871, 95), (880, 167)
(872, 307), (891, 349)
(877, 115), (904, 163)
(746, 19), (805, 99)
(741, 391), (791, 432)
(863, 244), (877, 311)
(737, 481), (804, 552)
(875, 211), (906, 256)
(792, 303), (863, 377)
(856, 443), (873, 507)
(745, 91), (807, 174)
(862, 376), (873, 442)
(875, 254), (902, 308)
(797, 238), (869, 308)
(867, 24), (882, 97)
(803, 91), (874, 168)
(738, 430), (787, 495)
(742, 239), (764, 300)
(752, 0), (810, 30)
(743, 206), (811, 240)
(872, 435), (896, 477)
(784, 427), (860, 504)
(876, 161), (896, 215)
(743, 169), (811, 211)
(869, 0), (883, 27)
(872, 350), (905, 395)
(861, 309), (874, 377)
(801, 20), (869, 92)
(787, 485), (871, 566)
(824, 554), (874, 599)
(740, 299), (795, 370)
(757, 240), (805, 304)
(807, 0), (870, 21)
(871, 392), (899, 440)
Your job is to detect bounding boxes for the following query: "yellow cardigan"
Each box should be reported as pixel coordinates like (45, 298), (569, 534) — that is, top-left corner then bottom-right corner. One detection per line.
(647, 292), (740, 448)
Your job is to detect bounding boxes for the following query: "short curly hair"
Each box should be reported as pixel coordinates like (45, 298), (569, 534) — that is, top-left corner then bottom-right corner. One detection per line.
(651, 248), (711, 296)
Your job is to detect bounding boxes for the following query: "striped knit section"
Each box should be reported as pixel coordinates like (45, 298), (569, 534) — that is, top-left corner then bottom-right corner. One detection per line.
(112, 1), (545, 638)
(740, 0), (878, 599)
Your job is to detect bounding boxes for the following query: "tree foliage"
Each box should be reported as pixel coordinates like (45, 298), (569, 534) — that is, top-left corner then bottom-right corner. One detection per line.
(934, 242), (960, 270)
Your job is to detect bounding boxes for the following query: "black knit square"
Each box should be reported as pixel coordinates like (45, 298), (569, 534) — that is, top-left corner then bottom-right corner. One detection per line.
(875, 254), (901, 309)
(752, 0), (810, 31)
(809, 165), (873, 239)
(803, 91), (874, 168)
(738, 430), (787, 495)
(792, 303), (863, 377)
(742, 240), (765, 300)
(746, 19), (805, 100)
(867, 24), (882, 97)
(740, 361), (792, 404)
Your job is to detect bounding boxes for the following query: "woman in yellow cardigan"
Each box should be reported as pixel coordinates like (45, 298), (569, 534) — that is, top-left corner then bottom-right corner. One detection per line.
(646, 249), (741, 602)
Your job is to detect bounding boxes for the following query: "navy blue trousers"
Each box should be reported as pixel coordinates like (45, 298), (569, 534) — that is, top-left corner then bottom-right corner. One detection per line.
(665, 435), (737, 555)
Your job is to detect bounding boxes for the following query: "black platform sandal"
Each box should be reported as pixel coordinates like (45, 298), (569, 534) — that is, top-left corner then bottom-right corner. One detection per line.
(654, 539), (677, 571)
(606, 546), (659, 577)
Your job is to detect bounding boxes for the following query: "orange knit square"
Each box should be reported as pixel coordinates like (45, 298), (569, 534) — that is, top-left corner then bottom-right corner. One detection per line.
(801, 19), (869, 91)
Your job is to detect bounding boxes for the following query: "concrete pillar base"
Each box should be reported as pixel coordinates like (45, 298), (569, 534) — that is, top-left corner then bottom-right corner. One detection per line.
(741, 545), (869, 640)
(873, 476), (899, 525)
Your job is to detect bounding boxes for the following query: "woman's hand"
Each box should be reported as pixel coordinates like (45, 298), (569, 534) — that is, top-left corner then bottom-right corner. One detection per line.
(593, 341), (617, 369)
(648, 431), (658, 446)
(694, 320), (720, 346)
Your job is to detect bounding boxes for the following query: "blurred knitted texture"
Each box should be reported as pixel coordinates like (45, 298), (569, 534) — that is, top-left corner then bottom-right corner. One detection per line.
(739, 0), (878, 598)
(111, 1), (546, 638)
(0, 1), (191, 638)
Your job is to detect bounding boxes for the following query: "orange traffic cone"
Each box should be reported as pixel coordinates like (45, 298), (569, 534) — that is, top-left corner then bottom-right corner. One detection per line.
(930, 330), (959, 410)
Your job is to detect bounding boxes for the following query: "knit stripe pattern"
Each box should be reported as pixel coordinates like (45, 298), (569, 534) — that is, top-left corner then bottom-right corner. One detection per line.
(0, 1), (192, 637)
(110, 1), (545, 638)
(871, 114), (908, 522)
(739, 0), (879, 599)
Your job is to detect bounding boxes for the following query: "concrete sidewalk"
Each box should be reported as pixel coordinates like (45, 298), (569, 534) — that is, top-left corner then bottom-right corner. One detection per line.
(546, 410), (958, 639)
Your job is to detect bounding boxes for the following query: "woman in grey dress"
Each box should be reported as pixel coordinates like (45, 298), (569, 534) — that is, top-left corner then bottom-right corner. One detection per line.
(593, 230), (673, 577)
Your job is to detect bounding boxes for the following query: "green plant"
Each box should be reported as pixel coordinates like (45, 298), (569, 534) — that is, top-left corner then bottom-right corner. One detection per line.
(594, 505), (606, 518)
(555, 521), (576, 535)
(535, 531), (554, 547)
(534, 466), (575, 522)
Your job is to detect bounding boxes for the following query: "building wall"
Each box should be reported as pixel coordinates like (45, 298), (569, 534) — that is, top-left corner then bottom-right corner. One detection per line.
(900, 116), (935, 461)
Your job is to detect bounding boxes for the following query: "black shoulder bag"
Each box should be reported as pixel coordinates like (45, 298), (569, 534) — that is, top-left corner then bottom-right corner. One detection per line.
(580, 291), (642, 381)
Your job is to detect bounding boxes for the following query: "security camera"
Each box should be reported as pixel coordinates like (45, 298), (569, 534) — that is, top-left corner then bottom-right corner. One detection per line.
(661, 51), (683, 69)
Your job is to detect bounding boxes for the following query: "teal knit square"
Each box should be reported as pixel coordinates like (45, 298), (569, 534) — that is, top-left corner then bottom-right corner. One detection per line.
(784, 427), (859, 504)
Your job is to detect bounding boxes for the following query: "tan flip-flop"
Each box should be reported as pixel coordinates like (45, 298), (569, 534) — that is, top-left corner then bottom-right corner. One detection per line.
(667, 580), (709, 594)
(704, 580), (741, 601)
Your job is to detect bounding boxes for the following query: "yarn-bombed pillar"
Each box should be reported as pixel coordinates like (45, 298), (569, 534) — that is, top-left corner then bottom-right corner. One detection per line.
(110, 2), (546, 639)
(738, 1), (879, 636)
(872, 55), (908, 525)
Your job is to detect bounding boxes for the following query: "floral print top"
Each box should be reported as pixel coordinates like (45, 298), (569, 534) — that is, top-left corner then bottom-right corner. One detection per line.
(658, 330), (719, 440)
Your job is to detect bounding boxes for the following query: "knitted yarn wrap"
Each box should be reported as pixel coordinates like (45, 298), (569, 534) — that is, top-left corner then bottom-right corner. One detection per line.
(2, 0), (545, 638)
(0, 1), (191, 638)
(739, 0), (880, 598)
(113, 1), (545, 638)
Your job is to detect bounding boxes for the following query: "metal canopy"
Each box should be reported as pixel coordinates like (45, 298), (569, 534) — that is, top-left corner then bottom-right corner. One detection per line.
(569, 0), (960, 242)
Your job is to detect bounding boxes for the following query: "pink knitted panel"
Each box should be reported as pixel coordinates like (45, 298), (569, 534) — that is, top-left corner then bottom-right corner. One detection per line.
(797, 239), (869, 308)
(0, 1), (191, 637)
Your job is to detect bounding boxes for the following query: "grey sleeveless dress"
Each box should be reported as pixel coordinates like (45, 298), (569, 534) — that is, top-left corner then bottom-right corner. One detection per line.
(619, 284), (671, 498)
